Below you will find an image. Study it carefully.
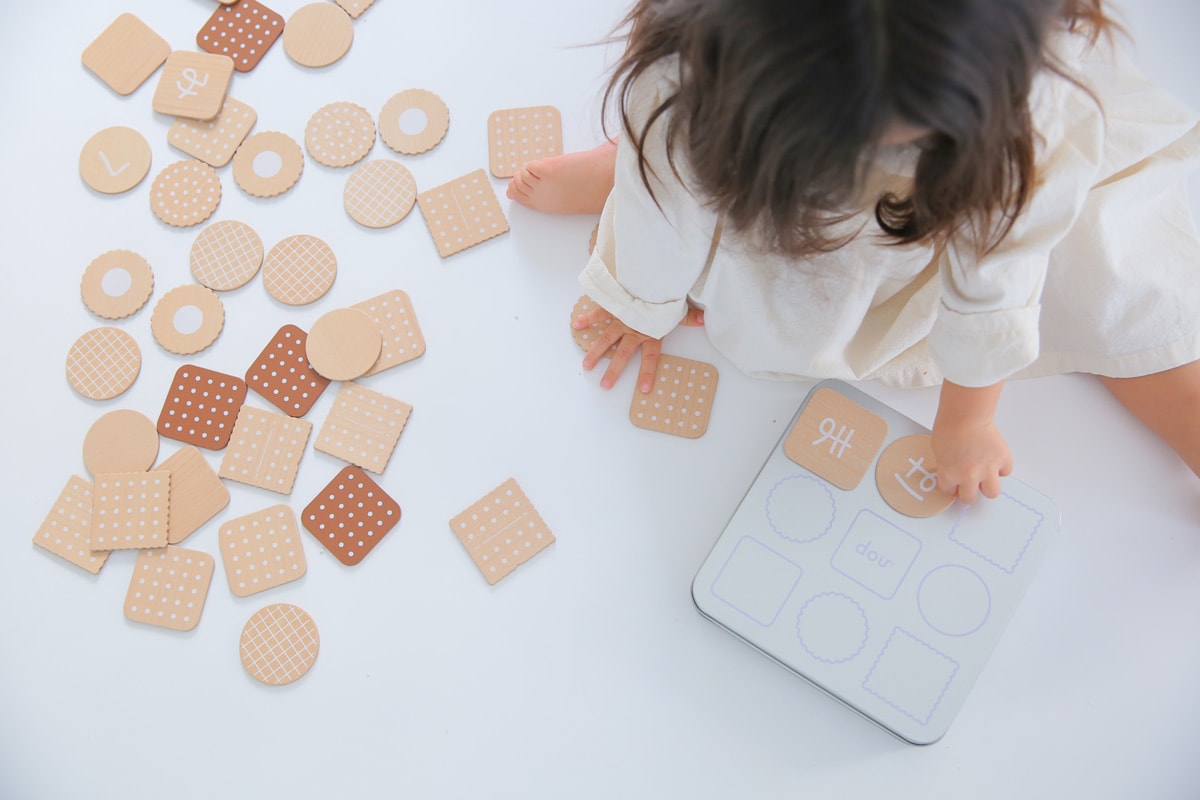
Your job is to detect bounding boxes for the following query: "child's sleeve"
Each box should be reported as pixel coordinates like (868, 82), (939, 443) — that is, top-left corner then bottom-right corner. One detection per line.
(928, 69), (1106, 388)
(579, 60), (719, 339)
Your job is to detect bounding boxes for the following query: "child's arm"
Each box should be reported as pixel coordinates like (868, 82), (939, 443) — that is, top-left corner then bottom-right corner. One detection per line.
(932, 380), (1013, 504)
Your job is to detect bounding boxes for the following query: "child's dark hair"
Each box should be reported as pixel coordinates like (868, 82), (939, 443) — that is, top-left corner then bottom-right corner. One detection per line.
(604, 0), (1114, 255)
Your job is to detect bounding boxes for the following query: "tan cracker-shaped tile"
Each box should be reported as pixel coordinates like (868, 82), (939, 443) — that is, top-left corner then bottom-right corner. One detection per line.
(150, 160), (222, 228)
(219, 406), (312, 494)
(219, 504), (306, 597)
(261, 234), (336, 305)
(90, 471), (170, 551)
(79, 126), (152, 195)
(283, 2), (353, 68)
(245, 324), (331, 417)
(417, 169), (509, 258)
(157, 365), (247, 450)
(124, 545), (214, 632)
(354, 290), (425, 375)
(344, 160), (416, 229)
(169, 96), (257, 168)
(305, 102), (375, 168)
(66, 327), (141, 401)
(155, 445), (230, 544)
(449, 478), (555, 585)
(314, 382), (411, 474)
(197, 0), (284, 73)
(629, 355), (718, 439)
(488, 105), (562, 178)
(80, 250), (154, 320)
(302, 467), (400, 566)
(82, 13), (170, 96)
(152, 51), (234, 121)
(190, 220), (263, 290)
(232, 131), (304, 198)
(32, 476), (109, 575)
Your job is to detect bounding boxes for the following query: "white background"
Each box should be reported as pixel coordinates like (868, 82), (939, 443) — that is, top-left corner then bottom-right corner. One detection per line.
(1, 1), (1198, 798)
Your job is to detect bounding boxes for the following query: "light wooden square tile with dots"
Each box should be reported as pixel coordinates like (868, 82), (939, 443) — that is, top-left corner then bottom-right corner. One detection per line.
(219, 406), (313, 494)
(89, 471), (171, 551)
(417, 169), (510, 258)
(629, 355), (719, 439)
(314, 382), (411, 474)
(169, 97), (257, 168)
(32, 476), (109, 574)
(219, 505), (307, 597)
(488, 105), (562, 178)
(449, 478), (555, 585)
(123, 546), (214, 632)
(353, 290), (426, 375)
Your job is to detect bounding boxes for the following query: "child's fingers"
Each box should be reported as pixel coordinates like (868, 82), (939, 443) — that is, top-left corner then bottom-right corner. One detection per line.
(681, 306), (705, 327)
(572, 307), (612, 330)
(637, 339), (662, 393)
(601, 338), (639, 389)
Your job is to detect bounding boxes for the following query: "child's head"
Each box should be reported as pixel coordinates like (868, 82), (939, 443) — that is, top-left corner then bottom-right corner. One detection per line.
(608, 0), (1111, 254)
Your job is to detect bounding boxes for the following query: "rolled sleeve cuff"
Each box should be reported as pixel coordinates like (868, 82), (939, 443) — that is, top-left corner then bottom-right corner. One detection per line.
(928, 304), (1041, 387)
(578, 250), (688, 339)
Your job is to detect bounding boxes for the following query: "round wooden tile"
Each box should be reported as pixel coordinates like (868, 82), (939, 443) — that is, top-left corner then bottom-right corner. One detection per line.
(343, 159), (416, 228)
(232, 131), (304, 198)
(379, 89), (449, 155)
(83, 409), (160, 475)
(151, 284), (225, 355)
(262, 235), (337, 305)
(80, 250), (154, 320)
(66, 327), (141, 400)
(80, 126), (152, 194)
(875, 434), (957, 518)
(305, 308), (382, 380)
(190, 220), (264, 291)
(305, 102), (375, 167)
(240, 603), (319, 685)
(149, 160), (222, 227)
(283, 3), (353, 68)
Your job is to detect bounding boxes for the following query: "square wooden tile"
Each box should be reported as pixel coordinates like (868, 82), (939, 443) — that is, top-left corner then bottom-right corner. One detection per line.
(219, 406), (312, 494)
(245, 324), (330, 417)
(450, 478), (554, 585)
(157, 365), (247, 451)
(123, 546), (214, 631)
(314, 382), (411, 474)
(784, 387), (889, 491)
(32, 476), (109, 574)
(417, 169), (509, 258)
(168, 96), (257, 167)
(152, 51), (234, 121)
(219, 504), (306, 596)
(82, 13), (171, 95)
(629, 355), (719, 439)
(302, 467), (399, 566)
(90, 471), (170, 551)
(155, 446), (229, 544)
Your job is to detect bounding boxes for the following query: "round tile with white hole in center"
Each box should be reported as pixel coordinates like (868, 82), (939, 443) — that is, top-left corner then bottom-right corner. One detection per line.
(190, 220), (264, 291)
(149, 160), (222, 227)
(150, 284), (225, 355)
(379, 89), (449, 155)
(66, 327), (142, 400)
(82, 409), (160, 475)
(80, 250), (155, 320)
(80, 126), (152, 195)
(305, 307), (382, 380)
(240, 603), (320, 685)
(232, 131), (304, 198)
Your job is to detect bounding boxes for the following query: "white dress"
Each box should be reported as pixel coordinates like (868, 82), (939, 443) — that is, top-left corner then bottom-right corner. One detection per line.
(579, 28), (1200, 388)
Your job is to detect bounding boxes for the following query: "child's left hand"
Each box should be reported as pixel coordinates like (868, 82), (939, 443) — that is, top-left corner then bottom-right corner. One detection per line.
(931, 381), (1014, 504)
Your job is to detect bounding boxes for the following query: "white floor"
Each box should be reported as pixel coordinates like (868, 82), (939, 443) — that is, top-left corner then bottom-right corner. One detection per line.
(1, 2), (1197, 798)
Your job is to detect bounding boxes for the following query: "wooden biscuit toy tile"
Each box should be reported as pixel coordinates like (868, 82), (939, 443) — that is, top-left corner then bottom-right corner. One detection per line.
(784, 386), (889, 491)
(219, 406), (313, 494)
(245, 324), (331, 417)
(151, 285), (225, 356)
(305, 102), (376, 168)
(629, 355), (719, 439)
(80, 250), (154, 320)
(417, 169), (510, 258)
(32, 476), (109, 575)
(155, 445), (230, 544)
(570, 295), (616, 359)
(314, 382), (411, 474)
(261, 235), (337, 305)
(152, 51), (234, 121)
(190, 220), (264, 291)
(333, 0), (374, 19)
(79, 126), (152, 195)
(197, 0), (285, 73)
(150, 160), (222, 228)
(157, 365), (248, 451)
(82, 13), (171, 96)
(83, 409), (159, 476)
(450, 477), (555, 585)
(379, 89), (449, 155)
(169, 96), (257, 168)
(302, 467), (399, 566)
(124, 545), (214, 632)
(344, 159), (417, 229)
(875, 434), (956, 518)
(353, 290), (425, 375)
(66, 327), (141, 401)
(232, 131), (304, 198)
(305, 308), (382, 381)
(90, 471), (170, 551)
(284, 2), (353, 68)
(240, 603), (319, 685)
(219, 505), (307, 597)
(488, 106), (563, 179)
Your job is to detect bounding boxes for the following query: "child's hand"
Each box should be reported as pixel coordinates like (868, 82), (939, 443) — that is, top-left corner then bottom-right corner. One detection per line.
(931, 381), (1014, 504)
(573, 304), (704, 393)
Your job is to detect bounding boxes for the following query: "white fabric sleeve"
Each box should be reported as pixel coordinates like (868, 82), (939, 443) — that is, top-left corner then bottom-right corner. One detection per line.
(579, 60), (716, 339)
(929, 64), (1106, 387)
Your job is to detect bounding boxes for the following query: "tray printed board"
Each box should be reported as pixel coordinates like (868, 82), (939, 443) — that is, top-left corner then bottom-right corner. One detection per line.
(692, 380), (1057, 744)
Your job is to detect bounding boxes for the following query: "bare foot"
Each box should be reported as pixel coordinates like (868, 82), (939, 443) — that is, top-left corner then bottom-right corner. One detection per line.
(506, 139), (617, 214)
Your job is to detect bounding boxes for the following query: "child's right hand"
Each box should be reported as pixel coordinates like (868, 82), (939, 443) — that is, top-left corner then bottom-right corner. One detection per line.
(574, 304), (704, 393)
